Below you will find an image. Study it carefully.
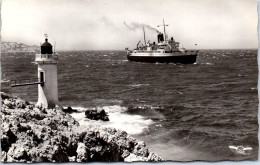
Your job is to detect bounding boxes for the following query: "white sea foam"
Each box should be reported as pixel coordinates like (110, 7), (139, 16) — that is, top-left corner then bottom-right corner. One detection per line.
(70, 106), (92, 112)
(201, 62), (213, 65)
(128, 84), (150, 87)
(70, 105), (153, 135)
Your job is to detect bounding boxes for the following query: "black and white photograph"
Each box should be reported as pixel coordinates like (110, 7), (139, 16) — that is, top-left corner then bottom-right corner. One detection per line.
(0, 0), (259, 162)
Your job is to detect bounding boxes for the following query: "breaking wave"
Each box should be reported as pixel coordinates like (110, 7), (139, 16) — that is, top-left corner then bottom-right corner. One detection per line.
(70, 105), (153, 135)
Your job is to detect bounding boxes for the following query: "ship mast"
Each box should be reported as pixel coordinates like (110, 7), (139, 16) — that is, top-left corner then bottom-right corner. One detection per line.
(143, 26), (146, 45)
(157, 19), (169, 41)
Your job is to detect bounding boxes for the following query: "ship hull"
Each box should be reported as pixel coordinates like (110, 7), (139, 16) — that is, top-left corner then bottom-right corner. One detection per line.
(127, 54), (197, 64)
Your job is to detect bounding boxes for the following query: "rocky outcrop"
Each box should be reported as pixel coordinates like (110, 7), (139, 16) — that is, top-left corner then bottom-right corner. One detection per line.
(63, 107), (78, 113)
(1, 92), (163, 162)
(85, 108), (109, 121)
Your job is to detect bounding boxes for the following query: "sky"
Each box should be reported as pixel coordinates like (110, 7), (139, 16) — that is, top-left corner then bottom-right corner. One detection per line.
(1, 0), (258, 50)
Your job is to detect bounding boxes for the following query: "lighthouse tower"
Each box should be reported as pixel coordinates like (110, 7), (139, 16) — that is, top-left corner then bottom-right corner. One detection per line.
(35, 34), (62, 109)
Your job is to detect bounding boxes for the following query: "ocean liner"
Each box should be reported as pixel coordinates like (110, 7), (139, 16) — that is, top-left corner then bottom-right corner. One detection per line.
(126, 20), (198, 64)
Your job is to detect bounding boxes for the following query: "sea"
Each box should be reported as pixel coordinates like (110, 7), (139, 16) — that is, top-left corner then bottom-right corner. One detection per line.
(1, 49), (258, 161)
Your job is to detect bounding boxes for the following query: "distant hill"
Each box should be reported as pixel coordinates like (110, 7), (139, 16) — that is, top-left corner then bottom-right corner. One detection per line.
(1, 42), (40, 53)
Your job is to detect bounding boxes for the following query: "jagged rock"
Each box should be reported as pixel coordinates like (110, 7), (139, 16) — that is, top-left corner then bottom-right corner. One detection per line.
(63, 107), (78, 113)
(51, 145), (69, 162)
(3, 100), (15, 109)
(148, 152), (163, 161)
(1, 92), (12, 99)
(124, 153), (148, 162)
(133, 141), (149, 157)
(1, 151), (7, 162)
(81, 130), (121, 161)
(69, 156), (76, 162)
(6, 143), (31, 162)
(76, 143), (89, 162)
(1, 127), (17, 152)
(85, 108), (109, 121)
(14, 98), (27, 109)
(121, 150), (130, 158)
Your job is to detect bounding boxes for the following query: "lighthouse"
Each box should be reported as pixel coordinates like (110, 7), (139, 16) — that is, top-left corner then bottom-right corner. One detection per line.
(35, 34), (62, 109)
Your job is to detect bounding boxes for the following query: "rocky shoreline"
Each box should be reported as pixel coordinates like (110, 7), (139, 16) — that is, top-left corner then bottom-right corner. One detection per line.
(1, 92), (163, 162)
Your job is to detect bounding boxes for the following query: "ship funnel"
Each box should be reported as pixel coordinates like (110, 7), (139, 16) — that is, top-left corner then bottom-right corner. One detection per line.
(157, 33), (164, 43)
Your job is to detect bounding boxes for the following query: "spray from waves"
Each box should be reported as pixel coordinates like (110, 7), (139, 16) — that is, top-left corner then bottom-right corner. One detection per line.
(70, 105), (153, 135)
(123, 21), (160, 33)
(126, 105), (165, 120)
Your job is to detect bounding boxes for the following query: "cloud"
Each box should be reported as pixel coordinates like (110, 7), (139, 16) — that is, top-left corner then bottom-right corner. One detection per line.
(100, 16), (118, 30)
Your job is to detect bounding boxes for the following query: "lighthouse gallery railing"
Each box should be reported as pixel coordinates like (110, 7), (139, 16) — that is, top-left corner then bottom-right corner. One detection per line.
(35, 54), (58, 60)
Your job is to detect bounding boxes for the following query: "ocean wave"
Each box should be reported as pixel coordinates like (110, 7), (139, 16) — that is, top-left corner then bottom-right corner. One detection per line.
(126, 105), (165, 120)
(201, 62), (213, 65)
(70, 105), (153, 135)
(128, 84), (150, 87)
(92, 98), (123, 105)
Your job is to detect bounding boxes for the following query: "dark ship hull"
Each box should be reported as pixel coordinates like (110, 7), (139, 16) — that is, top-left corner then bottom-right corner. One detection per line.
(127, 54), (197, 64)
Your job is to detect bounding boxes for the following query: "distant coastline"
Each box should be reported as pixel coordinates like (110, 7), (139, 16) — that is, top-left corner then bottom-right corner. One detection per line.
(1, 42), (40, 53)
